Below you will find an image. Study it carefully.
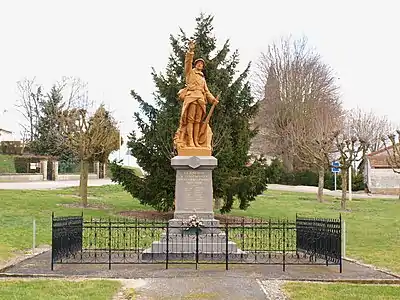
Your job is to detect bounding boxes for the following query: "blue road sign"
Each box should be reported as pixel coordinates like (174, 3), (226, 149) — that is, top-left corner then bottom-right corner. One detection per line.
(331, 161), (340, 173)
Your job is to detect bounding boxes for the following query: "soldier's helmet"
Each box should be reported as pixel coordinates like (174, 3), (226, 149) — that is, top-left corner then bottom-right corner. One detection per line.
(194, 58), (205, 67)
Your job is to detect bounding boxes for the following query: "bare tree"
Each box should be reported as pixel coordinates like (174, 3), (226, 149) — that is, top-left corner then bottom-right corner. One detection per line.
(15, 77), (43, 142)
(327, 128), (368, 210)
(382, 131), (400, 199)
(291, 100), (343, 202)
(56, 76), (90, 110)
(348, 108), (394, 153)
(59, 104), (119, 206)
(383, 130), (400, 174)
(15, 76), (89, 144)
(253, 36), (340, 172)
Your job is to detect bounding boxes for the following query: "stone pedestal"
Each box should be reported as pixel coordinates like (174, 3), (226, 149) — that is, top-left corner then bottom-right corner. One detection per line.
(142, 156), (243, 260)
(168, 156), (219, 233)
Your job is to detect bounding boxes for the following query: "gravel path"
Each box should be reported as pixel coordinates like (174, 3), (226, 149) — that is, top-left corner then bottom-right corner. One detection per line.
(260, 280), (288, 300)
(130, 277), (268, 299)
(8, 251), (396, 281)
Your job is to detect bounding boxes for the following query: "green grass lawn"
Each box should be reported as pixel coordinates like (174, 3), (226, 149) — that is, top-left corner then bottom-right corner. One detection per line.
(0, 279), (121, 300)
(0, 154), (16, 173)
(0, 185), (147, 261)
(283, 282), (400, 300)
(0, 185), (399, 273)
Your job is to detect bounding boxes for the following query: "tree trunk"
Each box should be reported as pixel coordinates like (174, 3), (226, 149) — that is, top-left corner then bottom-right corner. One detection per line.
(282, 150), (294, 172)
(80, 159), (89, 207)
(215, 198), (221, 210)
(317, 167), (325, 203)
(341, 169), (348, 210)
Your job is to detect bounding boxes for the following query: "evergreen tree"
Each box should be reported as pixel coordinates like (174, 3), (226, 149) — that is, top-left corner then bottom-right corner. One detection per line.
(111, 14), (267, 212)
(31, 85), (76, 166)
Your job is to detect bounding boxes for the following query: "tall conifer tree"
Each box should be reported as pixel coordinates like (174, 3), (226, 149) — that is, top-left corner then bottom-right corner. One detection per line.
(111, 14), (267, 212)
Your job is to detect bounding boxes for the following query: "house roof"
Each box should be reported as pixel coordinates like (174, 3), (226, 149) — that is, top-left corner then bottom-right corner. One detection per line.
(367, 145), (394, 157)
(366, 145), (399, 168)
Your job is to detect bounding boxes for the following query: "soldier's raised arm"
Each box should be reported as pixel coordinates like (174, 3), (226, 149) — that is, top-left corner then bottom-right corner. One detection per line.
(185, 41), (195, 77)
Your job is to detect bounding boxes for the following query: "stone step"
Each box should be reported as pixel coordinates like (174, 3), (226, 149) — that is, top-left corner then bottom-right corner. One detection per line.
(148, 240), (239, 253)
(141, 249), (248, 261)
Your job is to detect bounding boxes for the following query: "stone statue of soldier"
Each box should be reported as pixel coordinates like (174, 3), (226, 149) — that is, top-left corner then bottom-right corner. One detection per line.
(174, 40), (219, 155)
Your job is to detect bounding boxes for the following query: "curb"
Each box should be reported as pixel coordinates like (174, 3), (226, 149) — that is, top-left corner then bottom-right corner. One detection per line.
(0, 273), (64, 278)
(1, 273), (400, 286)
(279, 278), (400, 285)
(0, 248), (50, 273)
(343, 257), (400, 279)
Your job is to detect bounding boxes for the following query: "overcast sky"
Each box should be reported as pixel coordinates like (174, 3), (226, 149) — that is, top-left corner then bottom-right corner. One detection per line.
(1, 0), (399, 142)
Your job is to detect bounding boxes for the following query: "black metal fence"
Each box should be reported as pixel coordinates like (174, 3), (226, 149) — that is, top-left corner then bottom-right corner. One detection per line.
(51, 214), (342, 272)
(51, 212), (83, 270)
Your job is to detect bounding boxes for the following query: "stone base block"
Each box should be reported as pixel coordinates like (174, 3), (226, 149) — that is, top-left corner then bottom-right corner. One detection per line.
(142, 251), (247, 261)
(142, 232), (245, 261)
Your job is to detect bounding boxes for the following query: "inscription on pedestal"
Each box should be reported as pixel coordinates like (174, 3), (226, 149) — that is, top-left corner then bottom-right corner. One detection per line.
(175, 169), (212, 212)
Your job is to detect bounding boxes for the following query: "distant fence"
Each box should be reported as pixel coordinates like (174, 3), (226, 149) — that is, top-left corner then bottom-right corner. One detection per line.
(51, 213), (342, 272)
(58, 160), (95, 174)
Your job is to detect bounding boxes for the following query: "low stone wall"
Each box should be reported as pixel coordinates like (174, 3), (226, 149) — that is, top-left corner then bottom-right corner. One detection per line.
(369, 168), (400, 195)
(57, 173), (98, 181)
(369, 187), (400, 195)
(0, 174), (43, 182)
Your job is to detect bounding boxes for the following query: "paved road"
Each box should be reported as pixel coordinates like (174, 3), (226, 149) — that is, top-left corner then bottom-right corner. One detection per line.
(267, 184), (399, 199)
(0, 179), (115, 190)
(0, 179), (397, 199)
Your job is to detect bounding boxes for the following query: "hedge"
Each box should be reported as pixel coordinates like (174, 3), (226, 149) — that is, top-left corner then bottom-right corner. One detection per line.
(265, 158), (365, 191)
(0, 141), (25, 155)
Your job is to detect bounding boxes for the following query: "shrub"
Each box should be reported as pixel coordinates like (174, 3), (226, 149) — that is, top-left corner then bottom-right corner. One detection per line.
(265, 159), (365, 191)
(0, 141), (26, 155)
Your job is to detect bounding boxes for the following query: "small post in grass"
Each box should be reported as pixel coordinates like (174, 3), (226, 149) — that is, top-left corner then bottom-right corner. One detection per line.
(32, 218), (36, 254)
(342, 219), (346, 258)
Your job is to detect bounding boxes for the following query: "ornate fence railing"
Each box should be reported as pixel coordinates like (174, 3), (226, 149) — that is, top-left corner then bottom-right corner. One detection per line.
(51, 212), (83, 270)
(296, 215), (342, 268)
(51, 214), (342, 272)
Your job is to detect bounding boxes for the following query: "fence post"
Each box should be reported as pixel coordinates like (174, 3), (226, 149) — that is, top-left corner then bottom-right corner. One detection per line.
(268, 218), (272, 259)
(225, 222), (229, 270)
(325, 220), (329, 266)
(51, 212), (54, 271)
(241, 217), (244, 260)
(282, 220), (286, 272)
(166, 222), (169, 270)
(195, 227), (199, 270)
(32, 218), (36, 254)
(108, 218), (112, 270)
(340, 214), (343, 273)
(342, 219), (346, 258)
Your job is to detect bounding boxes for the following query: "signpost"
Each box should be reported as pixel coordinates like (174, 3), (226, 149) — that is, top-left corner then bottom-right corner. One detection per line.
(331, 161), (340, 191)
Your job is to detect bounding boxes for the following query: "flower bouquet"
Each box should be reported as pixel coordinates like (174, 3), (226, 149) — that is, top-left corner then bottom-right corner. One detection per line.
(184, 214), (204, 234)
